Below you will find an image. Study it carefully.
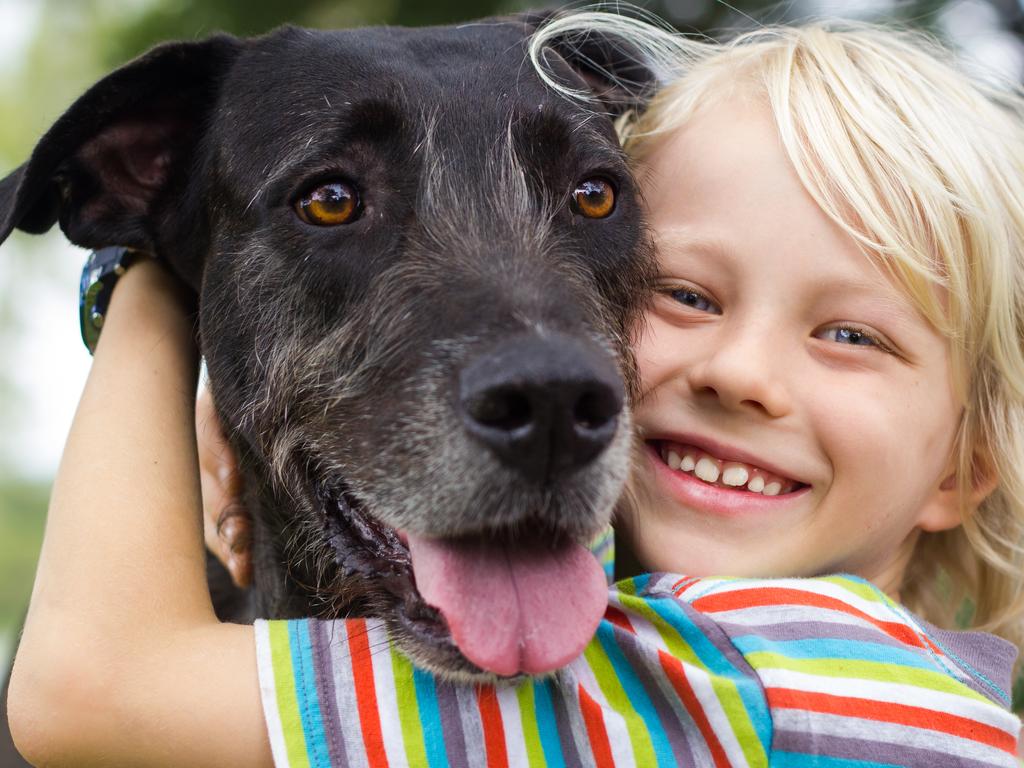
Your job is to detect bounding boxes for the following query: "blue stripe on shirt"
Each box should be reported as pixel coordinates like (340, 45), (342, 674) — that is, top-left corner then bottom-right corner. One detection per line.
(595, 621), (676, 768)
(412, 664), (451, 768)
(290, 620), (333, 768)
(730, 635), (939, 671)
(772, 751), (902, 768)
(533, 679), (568, 768)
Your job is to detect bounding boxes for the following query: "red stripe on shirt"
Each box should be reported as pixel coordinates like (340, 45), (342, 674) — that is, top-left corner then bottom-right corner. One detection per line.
(658, 650), (732, 768)
(692, 587), (938, 652)
(605, 606), (635, 634)
(767, 687), (1017, 753)
(476, 685), (509, 768)
(347, 619), (390, 767)
(671, 576), (701, 597)
(578, 684), (616, 768)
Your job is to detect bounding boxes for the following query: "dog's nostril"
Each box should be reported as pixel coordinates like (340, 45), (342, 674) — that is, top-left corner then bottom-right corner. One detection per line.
(574, 389), (617, 431)
(467, 388), (532, 432)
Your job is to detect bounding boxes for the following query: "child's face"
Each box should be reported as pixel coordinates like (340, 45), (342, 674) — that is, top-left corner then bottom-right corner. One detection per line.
(626, 97), (964, 593)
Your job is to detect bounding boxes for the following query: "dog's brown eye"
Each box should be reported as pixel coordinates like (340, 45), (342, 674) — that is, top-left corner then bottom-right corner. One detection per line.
(295, 181), (359, 226)
(571, 178), (615, 219)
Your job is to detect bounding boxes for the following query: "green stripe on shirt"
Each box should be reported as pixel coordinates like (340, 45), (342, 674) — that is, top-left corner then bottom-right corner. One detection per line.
(270, 620), (313, 768)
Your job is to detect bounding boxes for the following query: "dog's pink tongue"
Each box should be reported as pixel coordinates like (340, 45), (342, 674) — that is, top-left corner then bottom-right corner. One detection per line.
(406, 534), (607, 676)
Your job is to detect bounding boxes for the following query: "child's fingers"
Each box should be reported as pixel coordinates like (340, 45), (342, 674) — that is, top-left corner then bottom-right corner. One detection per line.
(217, 504), (254, 588)
(196, 387), (253, 588)
(199, 464), (233, 565)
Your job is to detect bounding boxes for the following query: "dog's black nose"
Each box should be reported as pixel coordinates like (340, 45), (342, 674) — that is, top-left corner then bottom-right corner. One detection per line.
(459, 334), (623, 482)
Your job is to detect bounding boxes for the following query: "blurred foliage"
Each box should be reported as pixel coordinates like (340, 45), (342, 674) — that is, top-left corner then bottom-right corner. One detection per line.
(648, 0), (949, 32)
(91, 0), (531, 68)
(0, 479), (47, 634)
(65, 0), (970, 72)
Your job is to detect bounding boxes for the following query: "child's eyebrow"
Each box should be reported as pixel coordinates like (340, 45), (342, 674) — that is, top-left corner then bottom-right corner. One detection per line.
(809, 277), (928, 329)
(651, 231), (733, 262)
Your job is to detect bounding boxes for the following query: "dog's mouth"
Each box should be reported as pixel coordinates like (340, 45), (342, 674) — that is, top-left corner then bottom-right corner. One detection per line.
(316, 482), (608, 678)
(316, 485), (455, 650)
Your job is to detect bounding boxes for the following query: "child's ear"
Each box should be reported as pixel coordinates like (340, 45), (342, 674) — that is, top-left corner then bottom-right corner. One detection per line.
(920, 449), (998, 532)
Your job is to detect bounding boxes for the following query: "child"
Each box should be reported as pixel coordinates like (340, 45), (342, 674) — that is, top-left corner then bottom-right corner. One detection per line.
(9, 14), (1024, 768)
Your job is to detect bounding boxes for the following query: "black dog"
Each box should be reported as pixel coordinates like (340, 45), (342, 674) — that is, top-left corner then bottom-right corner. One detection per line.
(0, 14), (654, 681)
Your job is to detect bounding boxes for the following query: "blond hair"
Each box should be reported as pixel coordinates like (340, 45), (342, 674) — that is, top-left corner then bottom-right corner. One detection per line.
(531, 13), (1024, 648)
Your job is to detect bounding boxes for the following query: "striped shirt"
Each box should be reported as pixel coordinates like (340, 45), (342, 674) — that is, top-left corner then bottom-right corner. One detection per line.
(256, 573), (1021, 767)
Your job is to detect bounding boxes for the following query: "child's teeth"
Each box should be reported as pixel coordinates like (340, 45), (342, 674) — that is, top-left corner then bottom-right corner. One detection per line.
(694, 457), (720, 483)
(722, 464), (749, 487)
(660, 441), (799, 496)
(667, 449), (682, 470)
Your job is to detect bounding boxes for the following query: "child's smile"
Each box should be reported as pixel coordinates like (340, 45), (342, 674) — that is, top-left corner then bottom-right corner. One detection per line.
(652, 438), (807, 496)
(644, 437), (811, 518)
(626, 95), (969, 594)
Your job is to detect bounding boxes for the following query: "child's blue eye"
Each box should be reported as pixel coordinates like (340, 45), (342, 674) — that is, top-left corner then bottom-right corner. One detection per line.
(820, 326), (882, 348)
(670, 288), (721, 314)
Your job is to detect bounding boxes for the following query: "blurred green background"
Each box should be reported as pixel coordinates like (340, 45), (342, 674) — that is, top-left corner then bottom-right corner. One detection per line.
(2, 0), (1022, 692)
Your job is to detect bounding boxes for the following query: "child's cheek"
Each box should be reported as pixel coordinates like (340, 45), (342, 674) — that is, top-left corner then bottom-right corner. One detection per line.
(634, 317), (684, 394)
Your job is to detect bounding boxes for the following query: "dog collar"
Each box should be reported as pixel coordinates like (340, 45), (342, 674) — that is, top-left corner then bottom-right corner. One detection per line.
(79, 246), (151, 354)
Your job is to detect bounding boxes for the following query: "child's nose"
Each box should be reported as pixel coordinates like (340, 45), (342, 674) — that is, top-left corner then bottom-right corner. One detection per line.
(685, 324), (792, 418)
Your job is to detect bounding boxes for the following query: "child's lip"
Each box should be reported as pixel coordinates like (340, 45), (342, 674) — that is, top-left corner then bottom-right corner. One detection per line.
(643, 442), (812, 518)
(646, 431), (808, 486)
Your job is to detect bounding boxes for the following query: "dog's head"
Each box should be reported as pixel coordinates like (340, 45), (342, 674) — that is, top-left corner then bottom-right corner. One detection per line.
(0, 16), (655, 679)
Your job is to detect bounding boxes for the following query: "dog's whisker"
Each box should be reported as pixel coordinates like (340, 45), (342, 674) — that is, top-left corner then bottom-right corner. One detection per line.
(244, 190), (261, 214)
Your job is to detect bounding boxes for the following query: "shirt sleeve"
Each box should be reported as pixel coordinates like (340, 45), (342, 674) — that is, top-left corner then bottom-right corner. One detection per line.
(254, 574), (773, 768)
(663, 573), (1023, 767)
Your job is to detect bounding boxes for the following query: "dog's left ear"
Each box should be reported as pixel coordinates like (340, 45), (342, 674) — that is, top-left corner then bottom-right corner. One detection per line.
(520, 11), (660, 119)
(0, 34), (242, 287)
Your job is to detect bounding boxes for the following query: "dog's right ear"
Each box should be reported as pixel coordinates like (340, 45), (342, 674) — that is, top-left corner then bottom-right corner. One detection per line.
(0, 34), (241, 284)
(521, 11), (660, 119)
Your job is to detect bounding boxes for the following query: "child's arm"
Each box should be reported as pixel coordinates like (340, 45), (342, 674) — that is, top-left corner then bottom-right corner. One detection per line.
(7, 259), (272, 767)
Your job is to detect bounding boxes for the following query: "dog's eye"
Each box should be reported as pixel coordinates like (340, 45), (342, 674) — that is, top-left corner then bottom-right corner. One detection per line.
(571, 178), (616, 219)
(295, 181), (360, 226)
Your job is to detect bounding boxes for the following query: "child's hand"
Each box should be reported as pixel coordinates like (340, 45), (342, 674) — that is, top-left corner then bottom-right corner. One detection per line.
(196, 386), (253, 589)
